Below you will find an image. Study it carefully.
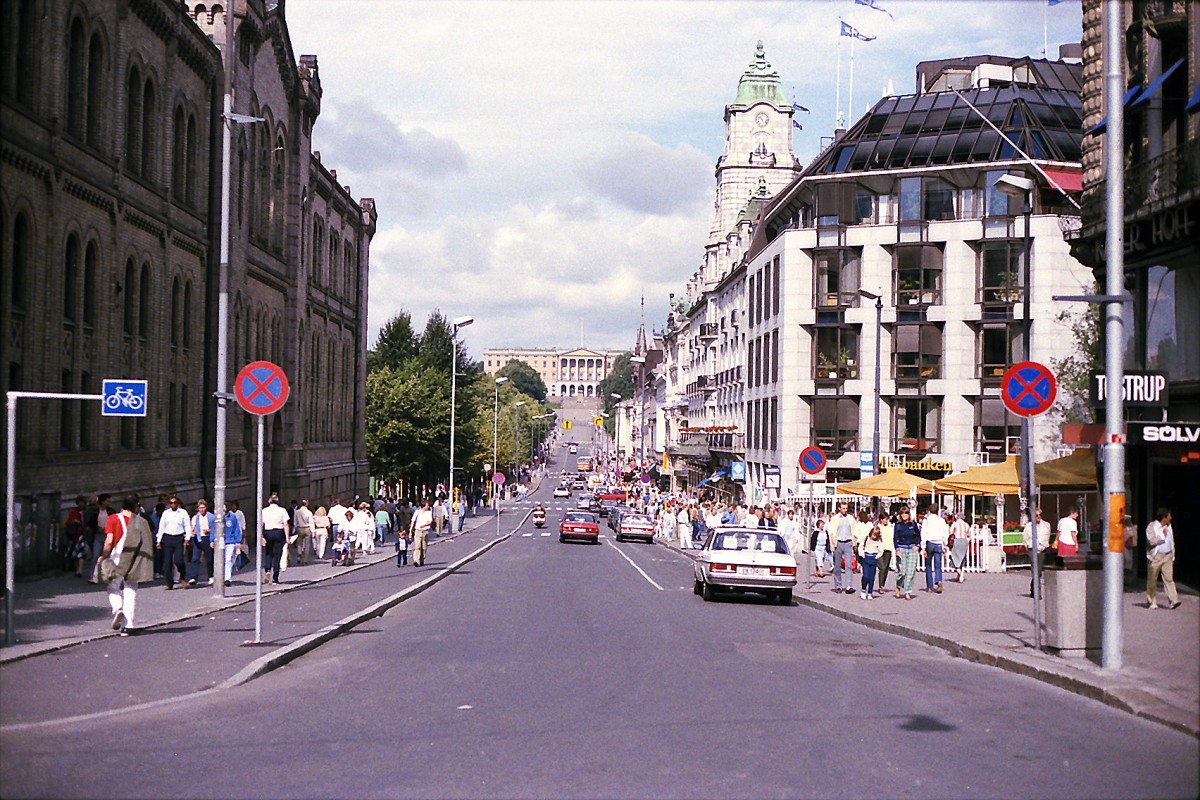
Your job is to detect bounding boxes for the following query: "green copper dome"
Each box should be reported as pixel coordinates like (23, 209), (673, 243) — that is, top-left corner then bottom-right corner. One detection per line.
(733, 41), (789, 108)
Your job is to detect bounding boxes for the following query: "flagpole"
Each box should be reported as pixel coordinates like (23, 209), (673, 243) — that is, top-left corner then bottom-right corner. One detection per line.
(1043, 0), (1049, 58)
(836, 23), (843, 128)
(849, 34), (856, 126)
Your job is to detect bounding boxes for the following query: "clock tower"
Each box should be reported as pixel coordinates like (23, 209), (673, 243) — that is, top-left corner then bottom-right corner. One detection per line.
(709, 41), (800, 245)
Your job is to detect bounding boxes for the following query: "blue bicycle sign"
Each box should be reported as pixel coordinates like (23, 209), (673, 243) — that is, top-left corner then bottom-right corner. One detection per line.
(101, 380), (148, 416)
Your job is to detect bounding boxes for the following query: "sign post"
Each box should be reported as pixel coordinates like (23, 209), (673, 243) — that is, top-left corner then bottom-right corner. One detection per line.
(492, 471), (506, 538)
(1000, 360), (1057, 651)
(234, 361), (289, 645)
(799, 446), (827, 592)
(6, 385), (147, 645)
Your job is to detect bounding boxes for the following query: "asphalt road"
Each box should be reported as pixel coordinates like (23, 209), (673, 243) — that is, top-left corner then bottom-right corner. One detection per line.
(2, 447), (1197, 799)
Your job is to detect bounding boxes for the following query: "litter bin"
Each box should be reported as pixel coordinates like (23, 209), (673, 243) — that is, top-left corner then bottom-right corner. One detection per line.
(1043, 554), (1104, 656)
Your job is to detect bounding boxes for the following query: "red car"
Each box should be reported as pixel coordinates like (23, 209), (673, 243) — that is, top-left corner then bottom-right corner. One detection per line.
(559, 511), (600, 544)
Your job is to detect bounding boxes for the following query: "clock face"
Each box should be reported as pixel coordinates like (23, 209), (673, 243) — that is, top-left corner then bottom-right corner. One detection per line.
(754, 112), (769, 127)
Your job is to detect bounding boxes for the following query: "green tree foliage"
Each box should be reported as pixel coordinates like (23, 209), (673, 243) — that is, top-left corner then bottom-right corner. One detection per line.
(368, 311), (419, 372)
(1049, 293), (1102, 433)
(597, 351), (633, 435)
(497, 359), (547, 402)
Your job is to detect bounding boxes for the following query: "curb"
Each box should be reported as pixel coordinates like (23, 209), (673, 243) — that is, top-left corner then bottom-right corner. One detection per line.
(655, 536), (1198, 739)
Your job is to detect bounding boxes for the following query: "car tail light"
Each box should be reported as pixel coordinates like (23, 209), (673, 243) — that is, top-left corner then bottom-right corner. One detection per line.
(709, 563), (736, 573)
(770, 566), (797, 576)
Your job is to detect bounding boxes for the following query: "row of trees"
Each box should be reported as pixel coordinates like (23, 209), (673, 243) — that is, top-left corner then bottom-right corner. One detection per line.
(365, 311), (554, 499)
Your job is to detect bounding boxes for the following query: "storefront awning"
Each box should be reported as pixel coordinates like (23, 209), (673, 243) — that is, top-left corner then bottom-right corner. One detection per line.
(1130, 57), (1186, 108)
(1187, 84), (1200, 115)
(1040, 167), (1083, 194)
(1088, 86), (1141, 136)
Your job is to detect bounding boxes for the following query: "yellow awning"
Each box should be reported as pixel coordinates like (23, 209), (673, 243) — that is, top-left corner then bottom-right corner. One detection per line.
(836, 469), (935, 498)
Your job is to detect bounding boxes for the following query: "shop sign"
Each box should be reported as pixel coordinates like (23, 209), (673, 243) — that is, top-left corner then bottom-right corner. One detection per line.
(1089, 371), (1169, 408)
(764, 465), (781, 489)
(730, 461), (746, 481)
(881, 454), (954, 472)
(1128, 421), (1200, 444)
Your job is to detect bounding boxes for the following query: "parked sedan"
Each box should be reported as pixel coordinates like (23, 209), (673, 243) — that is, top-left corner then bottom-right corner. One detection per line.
(614, 513), (655, 543)
(693, 527), (797, 605)
(559, 511), (600, 544)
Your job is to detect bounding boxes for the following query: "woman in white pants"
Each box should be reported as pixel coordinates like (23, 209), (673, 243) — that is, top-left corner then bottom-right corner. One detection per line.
(312, 506), (330, 559)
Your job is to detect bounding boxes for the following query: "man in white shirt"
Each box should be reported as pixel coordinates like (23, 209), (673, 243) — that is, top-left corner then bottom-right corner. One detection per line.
(293, 499), (314, 566)
(1022, 508), (1052, 597)
(1145, 508), (1179, 609)
(260, 495), (291, 584)
(328, 498), (348, 543)
(410, 499), (434, 566)
(831, 503), (856, 594)
(155, 496), (191, 590)
(920, 504), (950, 594)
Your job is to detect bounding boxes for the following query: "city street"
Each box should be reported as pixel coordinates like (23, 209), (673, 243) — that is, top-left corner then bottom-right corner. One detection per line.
(2, 455), (1196, 799)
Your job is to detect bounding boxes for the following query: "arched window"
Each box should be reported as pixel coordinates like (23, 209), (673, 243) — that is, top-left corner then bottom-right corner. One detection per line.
(138, 262), (152, 339)
(182, 281), (193, 347)
(67, 19), (86, 139)
(64, 235), (81, 322)
(125, 66), (141, 173)
(83, 242), (98, 326)
(185, 113), (197, 202)
(170, 275), (180, 346)
(312, 219), (324, 286)
(3, 0), (39, 104)
(11, 213), (29, 310)
(237, 132), (247, 223)
(140, 79), (156, 179)
(86, 32), (105, 148)
(172, 106), (186, 201)
(122, 259), (135, 334)
(329, 235), (339, 296)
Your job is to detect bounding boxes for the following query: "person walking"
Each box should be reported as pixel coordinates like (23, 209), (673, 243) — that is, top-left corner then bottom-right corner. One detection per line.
(410, 499), (433, 567)
(374, 503), (391, 547)
(395, 527), (409, 567)
(948, 512), (971, 583)
(454, 496), (466, 532)
(100, 495), (154, 636)
(1056, 506), (1081, 557)
(893, 506), (921, 601)
(155, 495), (191, 590)
(328, 497), (347, 544)
(221, 501), (243, 586)
(812, 518), (830, 578)
(830, 503), (856, 594)
(860, 526), (884, 600)
(676, 503), (691, 550)
(876, 512), (895, 595)
(187, 499), (216, 586)
(921, 504), (950, 594)
(1022, 508), (1052, 598)
(260, 495), (290, 584)
(431, 499), (448, 538)
(312, 506), (330, 560)
(355, 502), (376, 554)
(1145, 508), (1180, 610)
(293, 499), (314, 566)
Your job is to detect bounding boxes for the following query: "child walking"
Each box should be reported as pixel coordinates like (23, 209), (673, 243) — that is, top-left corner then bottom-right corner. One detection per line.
(395, 530), (409, 567)
(860, 526), (884, 600)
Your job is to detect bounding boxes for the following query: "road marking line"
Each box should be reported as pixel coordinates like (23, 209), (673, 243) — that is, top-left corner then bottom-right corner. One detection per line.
(540, 532), (550, 537)
(605, 540), (665, 591)
(522, 533), (533, 537)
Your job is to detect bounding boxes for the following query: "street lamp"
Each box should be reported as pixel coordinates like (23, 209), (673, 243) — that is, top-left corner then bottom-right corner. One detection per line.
(213, 8), (267, 599)
(857, 289), (883, 479)
(448, 315), (473, 509)
(493, 377), (508, 506)
(629, 357), (647, 468)
(994, 172), (1041, 648)
(514, 401), (526, 482)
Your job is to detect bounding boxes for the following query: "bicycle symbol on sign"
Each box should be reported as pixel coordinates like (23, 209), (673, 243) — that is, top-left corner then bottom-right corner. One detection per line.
(104, 386), (145, 411)
(101, 380), (148, 416)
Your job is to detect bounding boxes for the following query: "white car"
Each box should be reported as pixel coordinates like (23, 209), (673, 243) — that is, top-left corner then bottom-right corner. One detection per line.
(552, 486), (571, 498)
(693, 527), (797, 605)
(615, 513), (655, 543)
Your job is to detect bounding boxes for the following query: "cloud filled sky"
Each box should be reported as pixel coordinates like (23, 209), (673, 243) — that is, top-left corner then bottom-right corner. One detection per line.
(285, 0), (1083, 358)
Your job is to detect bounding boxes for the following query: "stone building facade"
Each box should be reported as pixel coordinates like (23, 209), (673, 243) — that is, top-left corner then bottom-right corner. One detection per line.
(482, 347), (623, 398)
(0, 0), (374, 571)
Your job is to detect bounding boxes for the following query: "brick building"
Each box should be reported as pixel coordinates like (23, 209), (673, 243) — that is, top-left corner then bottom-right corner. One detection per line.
(0, 0), (375, 573)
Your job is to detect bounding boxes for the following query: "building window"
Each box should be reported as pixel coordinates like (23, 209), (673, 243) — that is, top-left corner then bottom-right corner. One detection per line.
(894, 244), (943, 306)
(2, 0), (41, 106)
(61, 370), (74, 450)
(892, 397), (940, 454)
(183, 281), (193, 348)
(979, 322), (1024, 380)
(893, 324), (942, 382)
(83, 243), (98, 326)
(138, 263), (151, 339)
(64, 235), (80, 322)
(978, 240), (1025, 304)
(10, 213), (29, 310)
(86, 33), (104, 148)
(975, 397), (1019, 459)
(67, 19), (86, 139)
(899, 177), (956, 222)
(140, 80), (156, 179)
(125, 66), (141, 174)
(814, 326), (859, 380)
(170, 276), (181, 347)
(122, 260), (135, 334)
(814, 248), (860, 307)
(80, 372), (92, 449)
(812, 397), (858, 454)
(1146, 266), (1198, 382)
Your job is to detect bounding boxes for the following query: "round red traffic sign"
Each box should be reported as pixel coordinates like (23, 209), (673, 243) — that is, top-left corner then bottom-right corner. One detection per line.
(492, 471), (506, 485)
(799, 446), (827, 475)
(234, 361), (289, 415)
(1001, 361), (1057, 418)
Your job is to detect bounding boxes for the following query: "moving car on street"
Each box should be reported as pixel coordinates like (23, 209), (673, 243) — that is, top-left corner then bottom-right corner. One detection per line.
(553, 485), (571, 498)
(693, 527), (797, 605)
(559, 511), (600, 544)
(614, 513), (654, 543)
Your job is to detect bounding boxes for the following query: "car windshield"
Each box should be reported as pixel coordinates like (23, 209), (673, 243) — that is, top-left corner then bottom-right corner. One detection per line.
(623, 515), (652, 526)
(564, 513), (595, 524)
(708, 530), (790, 554)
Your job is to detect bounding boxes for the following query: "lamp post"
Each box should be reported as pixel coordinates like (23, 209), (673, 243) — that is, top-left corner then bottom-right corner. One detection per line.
(629, 357), (646, 469)
(493, 377), (508, 508)
(995, 172), (1041, 649)
(857, 289), (883, 478)
(610, 393), (623, 462)
(448, 316), (473, 509)
(514, 401), (526, 482)
(213, 6), (266, 598)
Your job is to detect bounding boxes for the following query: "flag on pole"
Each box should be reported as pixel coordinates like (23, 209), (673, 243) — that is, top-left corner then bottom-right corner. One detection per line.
(854, 0), (895, 20)
(791, 101), (810, 130)
(840, 21), (876, 41)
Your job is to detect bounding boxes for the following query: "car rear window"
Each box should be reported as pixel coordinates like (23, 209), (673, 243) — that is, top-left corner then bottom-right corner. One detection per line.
(709, 531), (790, 554)
(623, 515), (652, 526)
(564, 513), (596, 523)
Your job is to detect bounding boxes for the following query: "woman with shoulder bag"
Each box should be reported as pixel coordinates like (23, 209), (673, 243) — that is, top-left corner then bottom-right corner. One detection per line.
(100, 494), (155, 636)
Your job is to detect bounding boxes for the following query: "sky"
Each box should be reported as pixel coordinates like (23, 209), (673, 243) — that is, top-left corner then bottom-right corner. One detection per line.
(284, 0), (1084, 358)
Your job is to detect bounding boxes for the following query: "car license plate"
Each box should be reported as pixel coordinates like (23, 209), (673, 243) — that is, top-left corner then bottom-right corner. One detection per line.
(738, 567), (768, 577)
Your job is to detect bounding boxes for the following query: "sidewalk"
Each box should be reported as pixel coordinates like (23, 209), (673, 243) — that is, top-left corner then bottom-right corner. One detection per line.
(0, 506), (504, 665)
(667, 537), (1199, 738)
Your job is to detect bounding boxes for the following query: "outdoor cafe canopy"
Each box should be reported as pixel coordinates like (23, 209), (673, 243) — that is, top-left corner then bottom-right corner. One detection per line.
(836, 468), (935, 498)
(933, 451), (1098, 496)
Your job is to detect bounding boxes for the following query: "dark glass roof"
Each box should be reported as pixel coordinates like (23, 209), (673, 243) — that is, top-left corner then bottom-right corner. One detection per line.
(809, 83), (1083, 175)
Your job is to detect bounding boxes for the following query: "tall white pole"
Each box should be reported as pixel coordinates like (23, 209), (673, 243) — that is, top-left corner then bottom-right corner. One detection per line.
(849, 35), (856, 127)
(449, 333), (458, 510)
(836, 28), (843, 128)
(5, 394), (16, 644)
(213, 1), (235, 598)
(1101, 0), (1126, 670)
